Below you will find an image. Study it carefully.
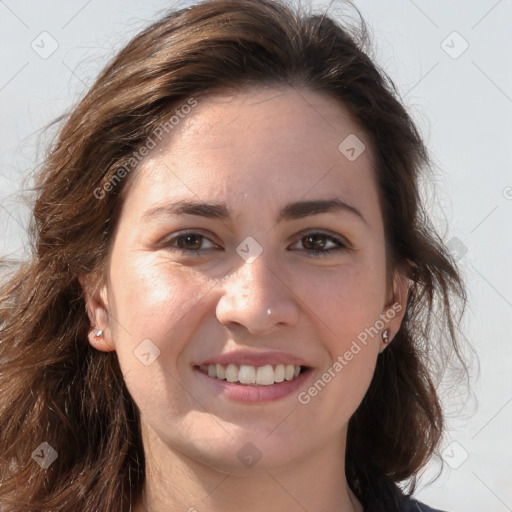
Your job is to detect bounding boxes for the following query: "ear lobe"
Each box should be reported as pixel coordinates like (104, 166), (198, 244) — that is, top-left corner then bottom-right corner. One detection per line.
(383, 269), (411, 340)
(79, 274), (116, 353)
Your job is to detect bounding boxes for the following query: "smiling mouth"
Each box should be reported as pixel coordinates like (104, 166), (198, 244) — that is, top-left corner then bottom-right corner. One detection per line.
(197, 363), (307, 386)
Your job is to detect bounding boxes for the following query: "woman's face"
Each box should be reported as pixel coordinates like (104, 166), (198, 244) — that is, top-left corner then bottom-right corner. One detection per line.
(87, 86), (408, 472)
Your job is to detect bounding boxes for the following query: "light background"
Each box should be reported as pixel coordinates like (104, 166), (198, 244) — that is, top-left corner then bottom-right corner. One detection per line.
(1, 1), (511, 510)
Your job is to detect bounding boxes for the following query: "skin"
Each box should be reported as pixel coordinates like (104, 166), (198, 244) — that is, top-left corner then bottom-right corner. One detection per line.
(83, 86), (409, 512)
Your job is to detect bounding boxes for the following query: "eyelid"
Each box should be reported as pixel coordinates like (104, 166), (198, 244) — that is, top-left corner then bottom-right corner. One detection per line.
(158, 228), (351, 255)
(160, 230), (222, 250)
(289, 229), (351, 249)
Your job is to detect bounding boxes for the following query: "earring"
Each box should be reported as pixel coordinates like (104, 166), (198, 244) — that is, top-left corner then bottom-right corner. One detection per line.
(379, 329), (390, 355)
(94, 330), (103, 337)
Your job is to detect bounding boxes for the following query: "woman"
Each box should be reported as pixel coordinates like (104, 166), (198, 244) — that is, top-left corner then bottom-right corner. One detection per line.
(0, 1), (468, 510)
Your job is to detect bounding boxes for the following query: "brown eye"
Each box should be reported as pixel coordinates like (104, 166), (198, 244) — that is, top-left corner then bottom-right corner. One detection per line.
(176, 233), (203, 250)
(289, 231), (347, 257)
(302, 234), (328, 251)
(163, 232), (220, 253)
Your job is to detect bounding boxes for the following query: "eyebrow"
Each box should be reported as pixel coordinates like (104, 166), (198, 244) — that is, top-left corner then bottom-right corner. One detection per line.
(276, 198), (367, 225)
(141, 198), (367, 225)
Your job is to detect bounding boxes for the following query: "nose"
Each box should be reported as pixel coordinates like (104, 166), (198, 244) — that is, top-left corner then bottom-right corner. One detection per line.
(215, 255), (300, 335)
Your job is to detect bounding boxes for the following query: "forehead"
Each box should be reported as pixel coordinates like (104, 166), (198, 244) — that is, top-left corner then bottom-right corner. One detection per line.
(123, 86), (380, 222)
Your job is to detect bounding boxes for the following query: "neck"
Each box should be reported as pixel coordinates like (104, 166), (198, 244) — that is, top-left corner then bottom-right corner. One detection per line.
(132, 426), (363, 512)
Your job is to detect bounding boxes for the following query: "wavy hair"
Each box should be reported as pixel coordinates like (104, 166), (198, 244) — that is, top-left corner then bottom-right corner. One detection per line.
(0, 1), (468, 510)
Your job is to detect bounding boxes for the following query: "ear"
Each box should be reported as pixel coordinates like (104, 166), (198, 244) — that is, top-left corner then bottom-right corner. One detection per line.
(381, 267), (410, 348)
(79, 273), (116, 352)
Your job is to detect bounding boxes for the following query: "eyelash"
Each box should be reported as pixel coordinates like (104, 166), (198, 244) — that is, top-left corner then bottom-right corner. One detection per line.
(161, 230), (348, 257)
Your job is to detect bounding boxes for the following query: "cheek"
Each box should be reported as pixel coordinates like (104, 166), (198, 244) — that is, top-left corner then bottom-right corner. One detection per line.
(108, 254), (212, 367)
(108, 255), (215, 424)
(299, 259), (387, 342)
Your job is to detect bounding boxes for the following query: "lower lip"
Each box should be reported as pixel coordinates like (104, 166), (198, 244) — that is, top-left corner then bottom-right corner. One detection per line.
(194, 367), (312, 402)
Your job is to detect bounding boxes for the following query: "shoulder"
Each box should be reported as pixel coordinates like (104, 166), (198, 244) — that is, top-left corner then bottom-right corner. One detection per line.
(391, 480), (450, 512)
(359, 477), (451, 512)
(399, 493), (449, 512)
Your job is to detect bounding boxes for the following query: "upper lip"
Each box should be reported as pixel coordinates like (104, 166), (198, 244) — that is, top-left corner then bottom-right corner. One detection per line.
(196, 350), (311, 368)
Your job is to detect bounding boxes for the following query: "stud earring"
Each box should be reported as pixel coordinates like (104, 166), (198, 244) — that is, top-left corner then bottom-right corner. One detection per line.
(94, 330), (103, 337)
(379, 329), (391, 355)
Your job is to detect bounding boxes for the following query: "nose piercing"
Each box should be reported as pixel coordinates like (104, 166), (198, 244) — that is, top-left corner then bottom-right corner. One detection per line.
(266, 308), (272, 316)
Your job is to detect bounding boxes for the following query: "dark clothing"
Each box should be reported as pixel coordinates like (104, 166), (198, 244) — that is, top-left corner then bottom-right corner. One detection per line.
(399, 495), (447, 512)
(361, 479), (448, 512)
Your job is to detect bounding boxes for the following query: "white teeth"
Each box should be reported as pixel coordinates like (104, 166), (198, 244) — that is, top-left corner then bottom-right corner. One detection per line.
(274, 364), (285, 382)
(203, 363), (303, 385)
(216, 364), (225, 380)
(225, 363), (238, 382)
(238, 365), (256, 384)
(256, 365), (275, 385)
(284, 364), (295, 381)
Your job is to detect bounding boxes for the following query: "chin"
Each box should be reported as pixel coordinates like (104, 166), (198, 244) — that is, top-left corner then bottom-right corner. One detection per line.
(173, 431), (304, 474)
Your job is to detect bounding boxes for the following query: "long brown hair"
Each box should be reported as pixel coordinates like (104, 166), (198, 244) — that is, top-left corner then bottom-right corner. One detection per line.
(0, 1), (468, 510)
